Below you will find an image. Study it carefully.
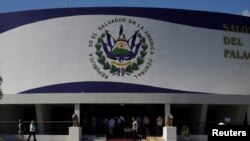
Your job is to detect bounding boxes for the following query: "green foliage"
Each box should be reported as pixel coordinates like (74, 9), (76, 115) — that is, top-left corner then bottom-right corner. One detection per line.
(110, 65), (118, 74)
(142, 44), (148, 51)
(104, 62), (111, 70)
(125, 65), (133, 73)
(95, 43), (101, 50)
(137, 57), (144, 65)
(95, 34), (115, 74)
(95, 50), (103, 58)
(95, 31), (148, 76)
(181, 125), (190, 137)
(124, 35), (147, 75)
(97, 37), (103, 43)
(140, 50), (147, 58)
(111, 48), (132, 54)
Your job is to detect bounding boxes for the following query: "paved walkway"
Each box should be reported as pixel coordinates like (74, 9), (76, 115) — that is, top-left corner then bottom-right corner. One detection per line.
(107, 139), (146, 141)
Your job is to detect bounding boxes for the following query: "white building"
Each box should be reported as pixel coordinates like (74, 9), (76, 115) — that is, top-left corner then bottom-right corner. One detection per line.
(0, 7), (250, 139)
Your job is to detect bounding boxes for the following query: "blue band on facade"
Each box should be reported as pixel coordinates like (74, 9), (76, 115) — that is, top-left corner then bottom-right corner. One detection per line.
(1, 7), (249, 34)
(19, 81), (197, 94)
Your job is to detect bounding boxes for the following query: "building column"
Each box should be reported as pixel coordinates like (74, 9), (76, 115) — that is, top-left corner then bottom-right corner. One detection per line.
(232, 105), (248, 124)
(164, 104), (171, 126)
(191, 104), (208, 134)
(35, 104), (51, 134)
(74, 104), (80, 124)
(198, 104), (208, 134)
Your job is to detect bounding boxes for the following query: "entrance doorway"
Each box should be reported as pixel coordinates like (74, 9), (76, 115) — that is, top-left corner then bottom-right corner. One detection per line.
(80, 104), (164, 137)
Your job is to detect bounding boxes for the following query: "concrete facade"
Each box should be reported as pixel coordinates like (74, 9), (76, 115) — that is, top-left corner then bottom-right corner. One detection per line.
(1, 8), (250, 141)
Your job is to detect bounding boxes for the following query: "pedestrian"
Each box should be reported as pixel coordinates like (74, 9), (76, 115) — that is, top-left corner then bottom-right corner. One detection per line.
(155, 116), (163, 136)
(143, 115), (150, 136)
(224, 116), (231, 125)
(108, 117), (115, 137)
(124, 123), (131, 139)
(18, 119), (24, 141)
(131, 117), (141, 141)
(27, 120), (37, 141)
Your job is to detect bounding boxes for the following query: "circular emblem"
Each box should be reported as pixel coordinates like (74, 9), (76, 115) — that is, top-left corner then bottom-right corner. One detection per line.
(89, 18), (154, 79)
(95, 25), (148, 76)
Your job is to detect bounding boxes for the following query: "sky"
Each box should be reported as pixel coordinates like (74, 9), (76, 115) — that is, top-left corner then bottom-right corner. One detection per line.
(0, 0), (250, 17)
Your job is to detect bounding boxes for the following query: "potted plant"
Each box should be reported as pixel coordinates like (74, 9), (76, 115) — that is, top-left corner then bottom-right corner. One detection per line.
(181, 125), (190, 140)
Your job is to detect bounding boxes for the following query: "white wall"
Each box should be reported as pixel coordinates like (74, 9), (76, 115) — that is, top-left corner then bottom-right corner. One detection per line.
(1, 15), (250, 95)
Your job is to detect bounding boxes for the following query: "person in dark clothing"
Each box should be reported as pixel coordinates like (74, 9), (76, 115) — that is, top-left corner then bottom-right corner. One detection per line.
(18, 119), (25, 141)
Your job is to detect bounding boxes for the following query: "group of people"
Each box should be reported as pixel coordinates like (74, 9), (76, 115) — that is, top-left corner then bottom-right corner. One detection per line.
(17, 114), (166, 141)
(18, 119), (37, 141)
(81, 115), (165, 140)
(121, 115), (164, 141)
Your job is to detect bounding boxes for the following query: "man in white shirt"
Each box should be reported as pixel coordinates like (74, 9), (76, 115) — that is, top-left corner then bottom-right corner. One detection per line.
(27, 120), (37, 141)
(108, 118), (115, 137)
(131, 117), (141, 141)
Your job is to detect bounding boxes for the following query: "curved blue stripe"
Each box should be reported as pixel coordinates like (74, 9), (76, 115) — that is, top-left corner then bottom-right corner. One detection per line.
(19, 81), (196, 94)
(1, 7), (249, 34)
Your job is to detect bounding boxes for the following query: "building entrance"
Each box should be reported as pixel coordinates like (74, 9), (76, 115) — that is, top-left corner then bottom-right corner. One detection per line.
(80, 104), (164, 137)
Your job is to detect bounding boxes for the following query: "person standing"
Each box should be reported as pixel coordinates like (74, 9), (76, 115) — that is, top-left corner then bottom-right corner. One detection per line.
(156, 116), (164, 136)
(143, 115), (150, 136)
(91, 116), (97, 135)
(18, 119), (24, 141)
(108, 117), (116, 137)
(224, 116), (231, 125)
(27, 120), (37, 141)
(131, 117), (141, 141)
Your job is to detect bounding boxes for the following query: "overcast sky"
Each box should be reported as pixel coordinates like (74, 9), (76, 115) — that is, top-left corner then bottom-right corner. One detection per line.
(0, 0), (250, 16)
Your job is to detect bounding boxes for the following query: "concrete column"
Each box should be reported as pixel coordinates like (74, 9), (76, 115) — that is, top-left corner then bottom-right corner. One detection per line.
(198, 104), (208, 134)
(74, 104), (80, 124)
(164, 104), (170, 126)
(35, 104), (51, 134)
(232, 105), (248, 124)
(191, 104), (208, 134)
